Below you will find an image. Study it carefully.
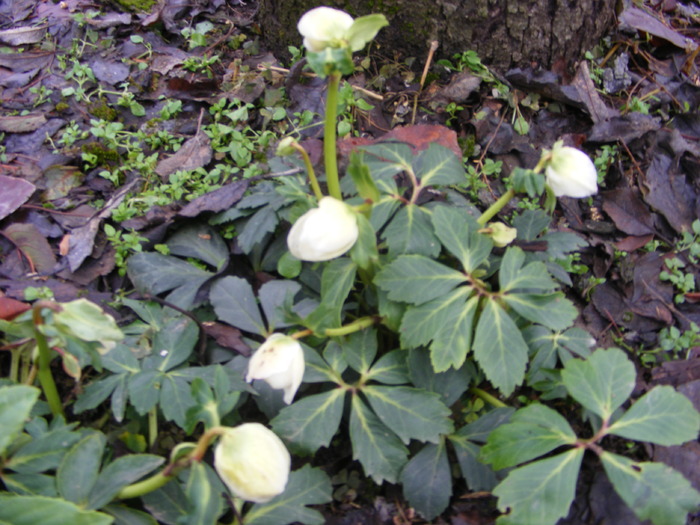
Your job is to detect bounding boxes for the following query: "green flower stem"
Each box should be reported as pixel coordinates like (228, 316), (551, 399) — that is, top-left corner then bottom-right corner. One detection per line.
(469, 387), (507, 408)
(324, 316), (377, 337)
(148, 407), (158, 448)
(32, 302), (65, 418)
(116, 469), (176, 500)
(292, 142), (324, 201)
(476, 188), (515, 226)
(324, 72), (342, 201)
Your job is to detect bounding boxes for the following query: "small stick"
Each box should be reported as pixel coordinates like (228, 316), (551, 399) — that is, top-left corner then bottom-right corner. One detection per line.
(412, 40), (439, 125)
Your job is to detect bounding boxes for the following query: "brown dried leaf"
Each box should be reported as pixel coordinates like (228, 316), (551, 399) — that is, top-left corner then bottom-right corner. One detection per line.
(0, 113), (46, 133)
(0, 175), (35, 221)
(602, 188), (655, 236)
(3, 222), (56, 273)
(155, 128), (212, 178)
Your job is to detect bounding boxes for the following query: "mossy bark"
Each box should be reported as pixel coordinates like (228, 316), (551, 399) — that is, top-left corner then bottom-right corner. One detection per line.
(257, 0), (615, 71)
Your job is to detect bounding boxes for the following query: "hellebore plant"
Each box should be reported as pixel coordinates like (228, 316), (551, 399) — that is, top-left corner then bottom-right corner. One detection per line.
(246, 333), (305, 404)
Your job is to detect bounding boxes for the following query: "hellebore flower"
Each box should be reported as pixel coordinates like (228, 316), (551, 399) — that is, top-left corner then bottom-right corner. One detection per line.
(297, 6), (354, 52)
(544, 144), (598, 198)
(287, 196), (359, 262)
(246, 334), (305, 405)
(214, 423), (291, 503)
(486, 222), (517, 247)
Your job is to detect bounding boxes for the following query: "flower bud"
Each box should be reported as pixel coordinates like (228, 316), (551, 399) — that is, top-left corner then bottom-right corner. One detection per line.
(276, 137), (298, 156)
(246, 334), (305, 405)
(297, 7), (354, 52)
(214, 423), (290, 503)
(485, 222), (517, 247)
(287, 197), (359, 262)
(544, 144), (598, 198)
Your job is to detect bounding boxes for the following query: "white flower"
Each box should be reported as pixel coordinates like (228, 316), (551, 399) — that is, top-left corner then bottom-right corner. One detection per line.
(214, 423), (290, 503)
(287, 197), (359, 262)
(297, 7), (354, 52)
(544, 144), (598, 198)
(246, 334), (305, 404)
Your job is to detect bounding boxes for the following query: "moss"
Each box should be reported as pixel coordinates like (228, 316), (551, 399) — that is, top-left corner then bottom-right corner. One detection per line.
(54, 102), (70, 113)
(113, 0), (156, 13)
(88, 100), (119, 122)
(82, 142), (120, 165)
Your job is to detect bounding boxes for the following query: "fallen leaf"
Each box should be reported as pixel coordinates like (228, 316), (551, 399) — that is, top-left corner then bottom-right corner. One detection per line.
(0, 113), (46, 133)
(178, 180), (249, 217)
(602, 188), (655, 236)
(0, 25), (48, 45)
(0, 296), (30, 320)
(2, 222), (56, 274)
(0, 175), (35, 221)
(155, 128), (212, 178)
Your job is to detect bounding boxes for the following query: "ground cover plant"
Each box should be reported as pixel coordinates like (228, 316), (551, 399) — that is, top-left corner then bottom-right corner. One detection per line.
(1, 1), (700, 523)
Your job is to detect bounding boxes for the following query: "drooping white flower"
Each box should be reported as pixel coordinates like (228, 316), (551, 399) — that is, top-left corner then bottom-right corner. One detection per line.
(246, 334), (305, 405)
(214, 423), (290, 503)
(544, 144), (598, 198)
(297, 7), (354, 52)
(287, 197), (359, 262)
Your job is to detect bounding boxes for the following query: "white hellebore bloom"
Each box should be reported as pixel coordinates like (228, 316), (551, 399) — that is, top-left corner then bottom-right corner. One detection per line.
(246, 334), (305, 404)
(486, 222), (517, 248)
(297, 6), (354, 52)
(214, 423), (291, 503)
(545, 144), (598, 198)
(287, 196), (359, 262)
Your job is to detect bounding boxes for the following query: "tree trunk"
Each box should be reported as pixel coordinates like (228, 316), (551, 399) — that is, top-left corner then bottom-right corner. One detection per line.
(257, 0), (615, 71)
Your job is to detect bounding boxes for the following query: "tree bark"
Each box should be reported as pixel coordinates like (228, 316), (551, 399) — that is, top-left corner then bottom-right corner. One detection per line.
(257, 0), (615, 71)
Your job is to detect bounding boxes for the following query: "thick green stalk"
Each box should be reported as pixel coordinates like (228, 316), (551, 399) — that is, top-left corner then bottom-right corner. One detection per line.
(292, 142), (324, 200)
(324, 316), (377, 337)
(477, 188), (515, 226)
(469, 387), (507, 408)
(324, 72), (342, 200)
(32, 303), (64, 418)
(116, 470), (175, 500)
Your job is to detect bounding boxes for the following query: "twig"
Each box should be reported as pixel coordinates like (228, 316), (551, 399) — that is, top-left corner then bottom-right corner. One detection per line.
(411, 40), (439, 125)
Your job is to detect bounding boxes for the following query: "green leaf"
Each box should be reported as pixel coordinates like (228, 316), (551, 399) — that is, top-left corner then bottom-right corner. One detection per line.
(601, 451), (700, 525)
(54, 299), (123, 343)
(498, 247), (556, 293)
(88, 454), (164, 510)
(431, 205), (492, 272)
(141, 481), (187, 524)
(408, 348), (475, 406)
(350, 213), (379, 270)
(346, 14), (388, 51)
(103, 505), (158, 525)
(271, 389), (345, 454)
(347, 151), (380, 202)
(362, 385), (453, 444)
(0, 385), (39, 456)
(607, 386), (700, 446)
(2, 473), (57, 497)
(480, 404), (577, 470)
(319, 258), (357, 327)
(365, 350), (410, 385)
(400, 441), (451, 520)
(349, 395), (408, 484)
(342, 328), (378, 375)
(413, 143), (466, 186)
(512, 209), (550, 241)
(361, 142), (412, 170)
(6, 423), (83, 474)
(400, 289), (478, 372)
(210, 276), (266, 335)
(301, 345), (340, 384)
(166, 224), (229, 272)
(258, 280), (301, 331)
(502, 293), (577, 331)
(237, 205), (280, 254)
(159, 374), (195, 428)
(128, 370), (162, 415)
(245, 465), (332, 525)
(375, 254), (466, 305)
(127, 252), (213, 309)
(182, 462), (223, 525)
(382, 204), (440, 258)
(149, 316), (198, 372)
(57, 432), (105, 506)
(473, 298), (529, 396)
(561, 348), (635, 421)
(0, 494), (113, 525)
(493, 448), (584, 525)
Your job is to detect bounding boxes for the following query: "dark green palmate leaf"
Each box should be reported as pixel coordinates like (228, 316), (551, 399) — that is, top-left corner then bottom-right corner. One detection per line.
(57, 432), (105, 506)
(182, 462), (223, 525)
(472, 298), (529, 396)
(0, 494), (113, 525)
(502, 292), (577, 331)
(493, 448), (584, 525)
(350, 213), (379, 270)
(245, 465), (332, 525)
(103, 505), (157, 525)
(361, 142), (412, 171)
(375, 254), (466, 305)
(365, 350), (410, 385)
(606, 385), (700, 446)
(362, 385), (453, 444)
(560, 347), (635, 421)
(431, 205), (492, 272)
(271, 389), (345, 454)
(480, 404), (577, 470)
(499, 246), (557, 293)
(400, 289), (479, 372)
(400, 441), (451, 521)
(408, 348), (474, 406)
(382, 204), (440, 258)
(349, 395), (408, 484)
(0, 385), (39, 456)
(413, 143), (466, 186)
(5, 419), (83, 475)
(166, 224), (229, 272)
(210, 276), (266, 335)
(601, 451), (700, 525)
(342, 328), (378, 375)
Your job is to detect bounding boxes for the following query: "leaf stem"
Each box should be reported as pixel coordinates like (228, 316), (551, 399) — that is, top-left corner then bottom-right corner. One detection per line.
(324, 72), (342, 201)
(116, 469), (175, 500)
(148, 407), (158, 448)
(324, 316), (378, 337)
(292, 142), (324, 201)
(469, 387), (507, 408)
